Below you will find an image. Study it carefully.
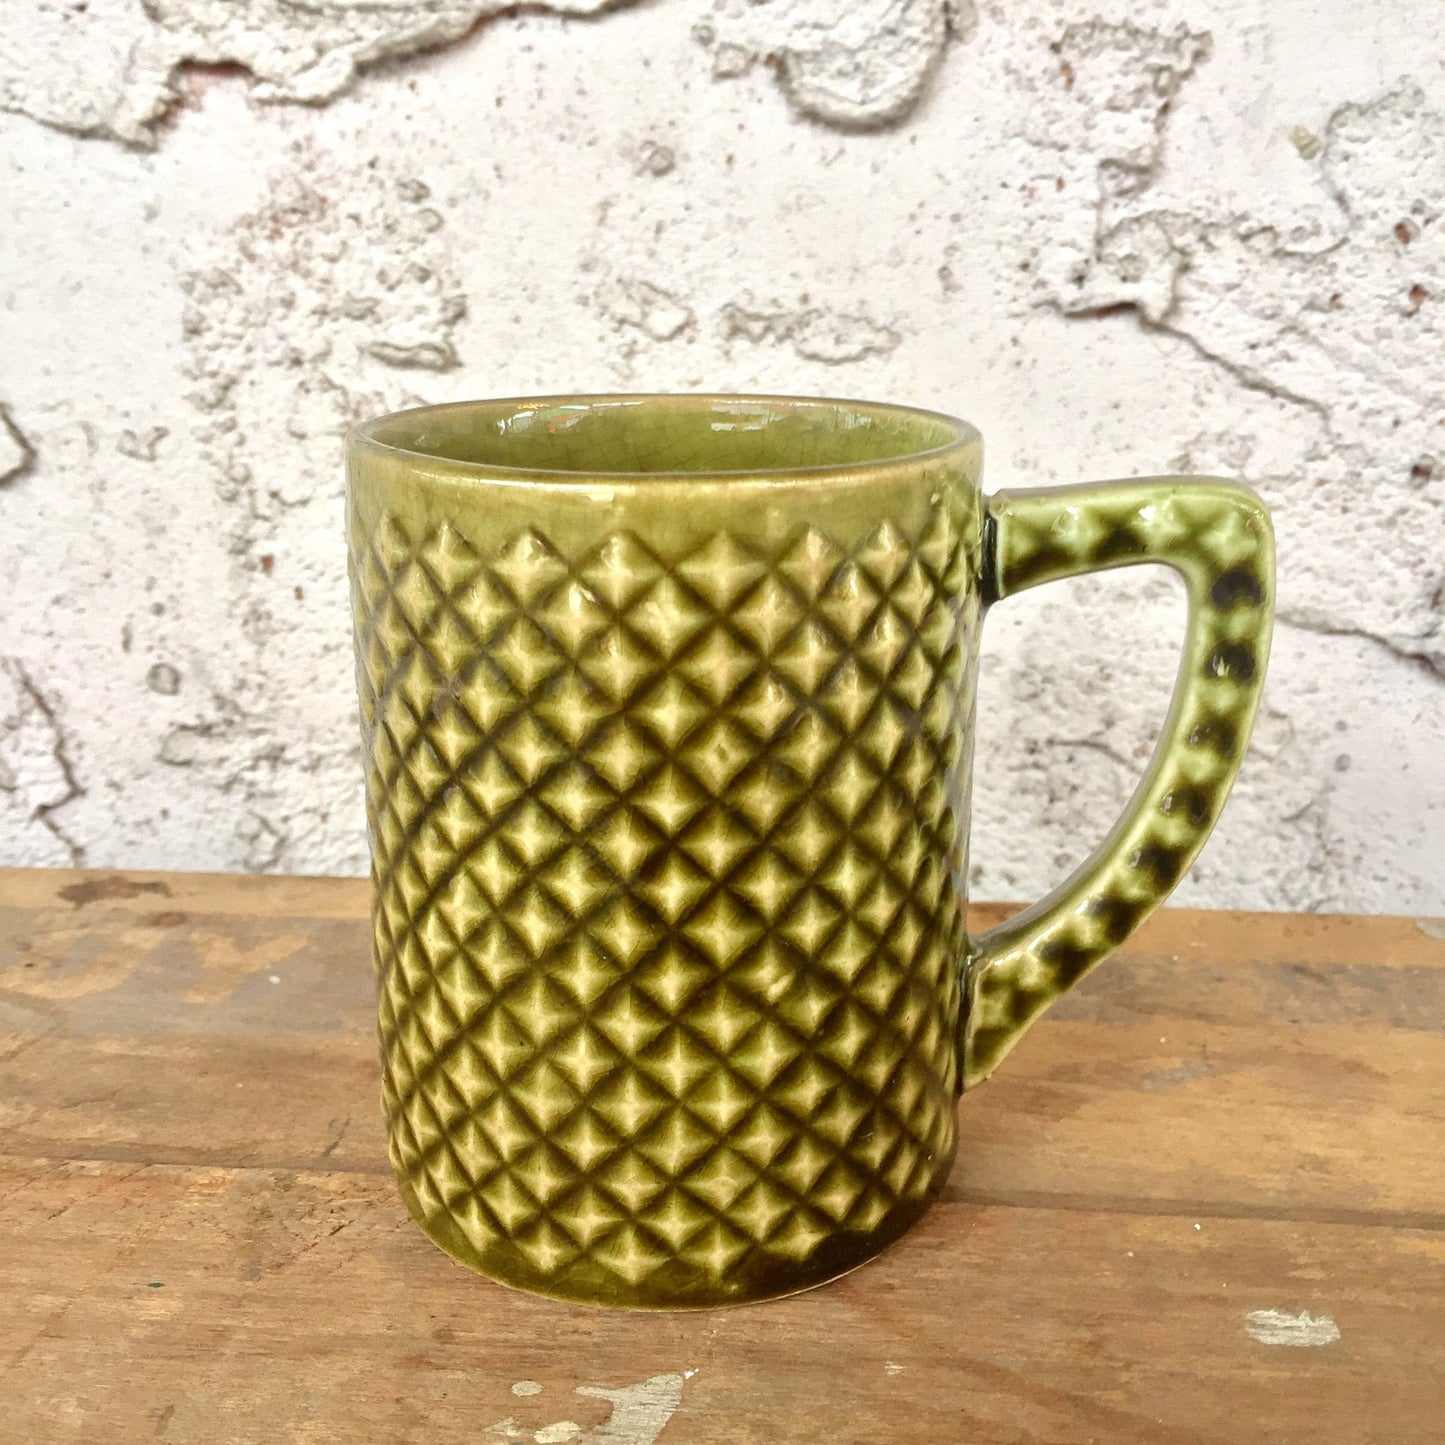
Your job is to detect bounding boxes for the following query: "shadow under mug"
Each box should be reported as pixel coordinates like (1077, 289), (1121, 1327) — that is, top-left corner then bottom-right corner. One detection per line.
(345, 394), (1274, 1308)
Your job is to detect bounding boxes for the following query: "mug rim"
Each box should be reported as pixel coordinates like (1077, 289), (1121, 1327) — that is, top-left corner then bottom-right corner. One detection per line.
(347, 392), (981, 486)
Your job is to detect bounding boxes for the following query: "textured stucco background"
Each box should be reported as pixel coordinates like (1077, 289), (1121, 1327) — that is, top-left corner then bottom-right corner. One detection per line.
(1, 0), (1441, 911)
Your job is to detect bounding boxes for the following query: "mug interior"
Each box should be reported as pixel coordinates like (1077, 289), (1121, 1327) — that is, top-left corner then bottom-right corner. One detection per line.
(355, 394), (973, 480)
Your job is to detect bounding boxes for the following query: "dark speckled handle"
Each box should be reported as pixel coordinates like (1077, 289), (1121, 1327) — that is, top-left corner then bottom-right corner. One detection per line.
(963, 479), (1275, 1089)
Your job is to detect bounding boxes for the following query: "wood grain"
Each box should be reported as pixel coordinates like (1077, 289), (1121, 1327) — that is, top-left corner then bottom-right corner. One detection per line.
(2, 868), (1443, 1443)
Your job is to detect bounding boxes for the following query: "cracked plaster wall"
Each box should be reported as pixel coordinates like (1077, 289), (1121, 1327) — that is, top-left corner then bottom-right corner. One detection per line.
(1, 0), (1441, 912)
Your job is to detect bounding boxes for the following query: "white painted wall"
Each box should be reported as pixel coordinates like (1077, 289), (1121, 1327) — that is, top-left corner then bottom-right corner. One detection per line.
(1, 0), (1441, 911)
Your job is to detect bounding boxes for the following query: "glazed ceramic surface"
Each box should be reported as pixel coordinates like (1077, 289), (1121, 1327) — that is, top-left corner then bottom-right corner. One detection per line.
(346, 395), (1274, 1308)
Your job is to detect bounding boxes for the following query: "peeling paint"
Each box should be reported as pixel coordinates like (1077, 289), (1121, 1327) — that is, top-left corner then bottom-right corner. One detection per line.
(0, 405), (37, 485)
(365, 340), (460, 372)
(634, 141), (676, 177)
(146, 663), (182, 697)
(236, 812), (286, 872)
(1244, 1308), (1341, 1347)
(117, 426), (170, 462)
(1031, 21), (1212, 325)
(721, 300), (900, 363)
(1, 1), (1441, 910)
(182, 150), (465, 526)
(0, 0), (646, 149)
(762, 0), (953, 130)
(1029, 45), (1445, 682)
(0, 659), (86, 865)
(575, 1372), (687, 1443)
(487, 1373), (690, 1444)
(609, 280), (696, 342)
(175, 112), (468, 837)
(2, 0), (976, 148)
(691, 0), (970, 128)
(534, 1423), (583, 1445)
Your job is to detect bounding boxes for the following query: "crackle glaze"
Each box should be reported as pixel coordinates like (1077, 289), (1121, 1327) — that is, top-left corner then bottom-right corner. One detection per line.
(346, 394), (1274, 1308)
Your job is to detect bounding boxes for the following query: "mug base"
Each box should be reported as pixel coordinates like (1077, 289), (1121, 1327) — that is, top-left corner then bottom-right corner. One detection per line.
(394, 1165), (950, 1311)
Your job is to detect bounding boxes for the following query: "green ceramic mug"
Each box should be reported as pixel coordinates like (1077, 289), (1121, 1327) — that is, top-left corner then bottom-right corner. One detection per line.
(346, 394), (1274, 1309)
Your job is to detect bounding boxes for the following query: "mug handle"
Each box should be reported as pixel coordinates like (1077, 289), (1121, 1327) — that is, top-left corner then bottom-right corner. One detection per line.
(962, 478), (1275, 1088)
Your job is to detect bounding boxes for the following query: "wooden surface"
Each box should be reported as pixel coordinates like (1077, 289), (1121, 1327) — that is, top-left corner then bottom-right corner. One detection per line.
(2, 869), (1442, 1444)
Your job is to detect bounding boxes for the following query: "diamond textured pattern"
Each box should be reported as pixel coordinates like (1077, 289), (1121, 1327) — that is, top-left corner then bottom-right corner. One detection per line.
(350, 502), (976, 1306)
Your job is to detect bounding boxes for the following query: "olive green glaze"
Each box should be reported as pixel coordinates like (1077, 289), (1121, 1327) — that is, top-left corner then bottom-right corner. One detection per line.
(965, 482), (1274, 1086)
(345, 395), (1274, 1309)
